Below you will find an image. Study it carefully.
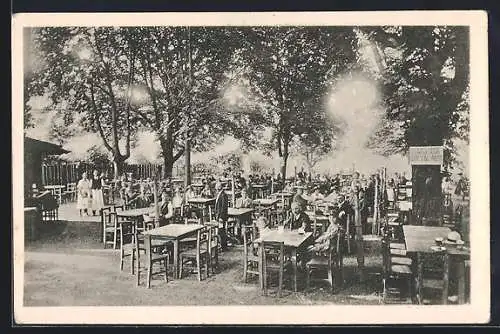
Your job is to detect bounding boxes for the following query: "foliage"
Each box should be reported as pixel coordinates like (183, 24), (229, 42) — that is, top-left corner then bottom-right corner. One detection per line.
(209, 152), (242, 174)
(362, 26), (470, 169)
(29, 27), (140, 176)
(230, 27), (357, 178)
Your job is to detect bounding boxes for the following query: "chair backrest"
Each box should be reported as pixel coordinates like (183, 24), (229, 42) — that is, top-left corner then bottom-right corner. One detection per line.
(207, 225), (219, 252)
(104, 211), (117, 228)
(261, 241), (285, 269)
(141, 234), (153, 261)
(242, 224), (257, 258)
(120, 221), (136, 249)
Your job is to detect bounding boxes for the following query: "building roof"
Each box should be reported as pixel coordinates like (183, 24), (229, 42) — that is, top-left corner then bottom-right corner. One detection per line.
(24, 137), (70, 155)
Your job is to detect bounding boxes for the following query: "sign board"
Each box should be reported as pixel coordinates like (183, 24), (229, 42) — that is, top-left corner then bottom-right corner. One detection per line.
(409, 146), (443, 165)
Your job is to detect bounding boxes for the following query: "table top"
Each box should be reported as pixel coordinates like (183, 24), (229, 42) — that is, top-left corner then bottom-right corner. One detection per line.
(143, 224), (205, 239)
(116, 207), (154, 217)
(272, 192), (294, 197)
(188, 197), (216, 204)
(44, 185), (65, 189)
(305, 211), (330, 221)
(403, 225), (452, 253)
(252, 184), (267, 188)
(228, 207), (254, 216)
(253, 198), (279, 206)
(254, 229), (313, 248)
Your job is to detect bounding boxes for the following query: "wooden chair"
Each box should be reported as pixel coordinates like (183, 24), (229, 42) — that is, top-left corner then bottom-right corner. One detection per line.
(63, 182), (77, 203)
(306, 230), (345, 293)
(260, 241), (288, 297)
(242, 224), (260, 283)
(420, 251), (449, 304)
(103, 211), (121, 249)
(382, 235), (413, 304)
(207, 225), (220, 274)
(119, 221), (136, 274)
(135, 234), (170, 288)
(179, 228), (210, 281)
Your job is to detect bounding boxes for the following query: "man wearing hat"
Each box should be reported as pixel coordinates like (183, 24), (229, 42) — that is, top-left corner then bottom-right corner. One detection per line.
(293, 186), (308, 211)
(214, 182), (229, 250)
(284, 201), (312, 232)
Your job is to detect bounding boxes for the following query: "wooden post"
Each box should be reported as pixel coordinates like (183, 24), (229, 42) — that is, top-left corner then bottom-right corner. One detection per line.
(153, 173), (160, 228)
(231, 175), (236, 207)
(354, 187), (365, 282)
(271, 178), (274, 194)
(373, 174), (378, 234)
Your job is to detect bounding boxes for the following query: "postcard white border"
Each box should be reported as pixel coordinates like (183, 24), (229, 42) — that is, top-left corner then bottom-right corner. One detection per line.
(12, 11), (490, 325)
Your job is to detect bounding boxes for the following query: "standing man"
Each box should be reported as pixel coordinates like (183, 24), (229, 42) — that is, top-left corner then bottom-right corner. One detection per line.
(91, 169), (105, 216)
(214, 182), (229, 250)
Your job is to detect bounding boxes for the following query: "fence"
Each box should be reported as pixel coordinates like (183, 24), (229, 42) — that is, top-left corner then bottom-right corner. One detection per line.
(41, 161), (168, 186)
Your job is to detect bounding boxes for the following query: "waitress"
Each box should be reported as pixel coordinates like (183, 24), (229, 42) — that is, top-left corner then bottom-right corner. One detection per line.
(91, 169), (105, 216)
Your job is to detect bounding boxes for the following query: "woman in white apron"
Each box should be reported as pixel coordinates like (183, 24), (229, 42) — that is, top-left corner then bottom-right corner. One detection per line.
(76, 172), (92, 216)
(91, 169), (105, 215)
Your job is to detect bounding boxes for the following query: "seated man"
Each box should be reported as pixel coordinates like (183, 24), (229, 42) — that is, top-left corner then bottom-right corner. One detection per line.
(284, 201), (312, 232)
(235, 187), (253, 208)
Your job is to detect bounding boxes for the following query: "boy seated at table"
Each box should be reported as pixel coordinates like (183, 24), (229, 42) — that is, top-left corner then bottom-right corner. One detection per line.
(284, 201), (312, 233)
(235, 187), (253, 208)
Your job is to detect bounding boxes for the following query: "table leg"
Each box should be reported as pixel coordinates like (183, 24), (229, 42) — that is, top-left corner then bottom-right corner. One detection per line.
(458, 258), (466, 304)
(173, 240), (179, 279)
(258, 244), (263, 290)
(292, 248), (298, 292)
(443, 253), (449, 304)
(417, 252), (423, 304)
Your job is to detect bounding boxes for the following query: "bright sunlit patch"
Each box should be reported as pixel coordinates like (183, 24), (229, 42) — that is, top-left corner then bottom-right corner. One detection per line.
(128, 85), (150, 105)
(76, 47), (93, 61)
(222, 84), (246, 108)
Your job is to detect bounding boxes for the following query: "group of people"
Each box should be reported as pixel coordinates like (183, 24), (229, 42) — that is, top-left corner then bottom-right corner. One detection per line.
(76, 170), (106, 216)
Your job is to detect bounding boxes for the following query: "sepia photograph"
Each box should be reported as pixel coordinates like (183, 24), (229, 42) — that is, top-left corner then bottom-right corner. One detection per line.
(12, 11), (489, 324)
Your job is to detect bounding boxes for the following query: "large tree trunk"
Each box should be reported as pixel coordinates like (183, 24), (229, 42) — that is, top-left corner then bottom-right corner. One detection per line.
(161, 141), (174, 179)
(112, 158), (124, 180)
(280, 153), (289, 182)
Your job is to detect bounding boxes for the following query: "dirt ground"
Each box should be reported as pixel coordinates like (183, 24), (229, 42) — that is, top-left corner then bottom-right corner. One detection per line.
(24, 210), (386, 306)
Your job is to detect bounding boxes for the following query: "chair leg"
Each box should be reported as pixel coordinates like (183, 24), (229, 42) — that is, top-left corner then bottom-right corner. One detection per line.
(119, 249), (124, 271)
(136, 260), (141, 287)
(197, 254), (202, 282)
(278, 269), (283, 298)
(243, 258), (248, 283)
(164, 258), (169, 282)
(328, 266), (334, 294)
(205, 256), (209, 279)
(263, 265), (267, 296)
(179, 258), (183, 279)
(131, 249), (135, 275)
(147, 262), (152, 288)
(306, 266), (310, 290)
(113, 229), (118, 250)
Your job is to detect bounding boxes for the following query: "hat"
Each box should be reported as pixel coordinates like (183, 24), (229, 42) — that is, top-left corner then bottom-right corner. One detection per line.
(446, 231), (462, 243)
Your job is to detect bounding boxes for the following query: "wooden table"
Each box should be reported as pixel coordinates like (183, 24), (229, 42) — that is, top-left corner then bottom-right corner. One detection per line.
(228, 207), (254, 225)
(271, 192), (294, 208)
(305, 211), (330, 234)
(116, 207), (154, 218)
(254, 229), (313, 292)
(252, 184), (267, 199)
(253, 198), (279, 207)
(188, 197), (215, 222)
(403, 225), (454, 304)
(44, 185), (65, 204)
(143, 224), (205, 279)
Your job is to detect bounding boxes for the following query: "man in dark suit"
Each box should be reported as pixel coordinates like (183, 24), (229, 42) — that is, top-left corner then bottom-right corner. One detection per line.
(214, 182), (229, 250)
(284, 201), (312, 232)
